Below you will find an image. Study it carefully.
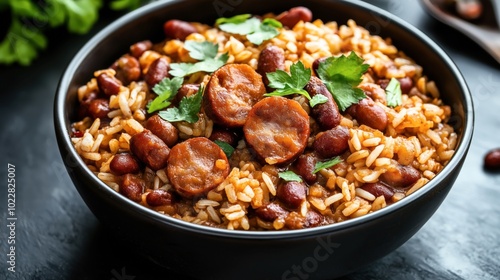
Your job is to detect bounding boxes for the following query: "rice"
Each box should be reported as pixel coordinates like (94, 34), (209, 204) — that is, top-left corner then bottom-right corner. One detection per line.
(70, 8), (457, 231)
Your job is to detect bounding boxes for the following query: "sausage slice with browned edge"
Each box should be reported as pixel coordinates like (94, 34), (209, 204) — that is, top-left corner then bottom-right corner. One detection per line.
(243, 96), (310, 165)
(167, 137), (230, 198)
(203, 64), (266, 128)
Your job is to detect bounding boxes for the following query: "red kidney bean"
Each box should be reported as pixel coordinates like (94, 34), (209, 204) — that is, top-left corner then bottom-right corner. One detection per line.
(88, 98), (110, 119)
(163, 19), (197, 40)
(77, 91), (99, 119)
(130, 129), (170, 171)
(305, 76), (341, 130)
(484, 149), (500, 170)
(361, 182), (397, 202)
(146, 189), (173, 207)
(144, 57), (170, 88)
(304, 210), (323, 228)
(144, 114), (178, 147)
(111, 54), (141, 85)
(257, 45), (285, 87)
(130, 40), (152, 58)
(347, 97), (388, 132)
(276, 6), (313, 29)
(277, 181), (308, 209)
(97, 73), (122, 96)
(209, 127), (239, 147)
(254, 202), (289, 222)
(313, 126), (350, 158)
(110, 153), (141, 176)
(293, 153), (318, 185)
(312, 57), (328, 76)
(120, 174), (145, 202)
(380, 164), (421, 189)
(172, 83), (200, 106)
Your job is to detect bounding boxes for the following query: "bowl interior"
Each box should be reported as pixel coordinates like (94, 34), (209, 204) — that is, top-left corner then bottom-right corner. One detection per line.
(55, 0), (473, 238)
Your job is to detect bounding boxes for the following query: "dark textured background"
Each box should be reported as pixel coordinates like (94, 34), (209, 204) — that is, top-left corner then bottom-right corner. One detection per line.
(1, 0), (499, 279)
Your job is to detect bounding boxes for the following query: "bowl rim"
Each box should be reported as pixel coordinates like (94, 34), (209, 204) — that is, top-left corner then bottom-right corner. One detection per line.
(54, 0), (474, 240)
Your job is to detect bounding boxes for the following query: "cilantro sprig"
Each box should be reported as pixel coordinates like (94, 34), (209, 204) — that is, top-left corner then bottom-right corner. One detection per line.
(169, 41), (228, 77)
(265, 61), (328, 107)
(317, 52), (370, 111)
(147, 77), (183, 113)
(158, 85), (204, 123)
(0, 0), (147, 66)
(313, 157), (343, 173)
(386, 78), (402, 107)
(217, 14), (282, 45)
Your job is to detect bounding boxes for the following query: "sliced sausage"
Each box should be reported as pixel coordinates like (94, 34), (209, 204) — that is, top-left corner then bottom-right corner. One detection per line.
(167, 137), (230, 198)
(257, 45), (285, 87)
(203, 64), (266, 128)
(243, 96), (310, 165)
(346, 97), (388, 132)
(313, 126), (350, 158)
(130, 129), (170, 171)
(276, 6), (313, 29)
(144, 114), (179, 147)
(305, 76), (341, 130)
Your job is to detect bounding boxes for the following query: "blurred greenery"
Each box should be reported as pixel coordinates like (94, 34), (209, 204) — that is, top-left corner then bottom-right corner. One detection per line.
(0, 0), (151, 66)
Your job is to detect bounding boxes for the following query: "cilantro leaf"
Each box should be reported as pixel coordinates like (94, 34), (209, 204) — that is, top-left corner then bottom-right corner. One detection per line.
(0, 18), (47, 66)
(169, 54), (228, 77)
(214, 140), (235, 158)
(265, 61), (312, 100)
(313, 157), (343, 173)
(218, 15), (282, 45)
(159, 85), (204, 123)
(278, 171), (303, 182)
(317, 52), (370, 111)
(215, 14), (251, 25)
(109, 0), (143, 10)
(309, 94), (329, 107)
(46, 0), (102, 34)
(147, 77), (183, 113)
(386, 78), (402, 107)
(183, 40), (219, 61)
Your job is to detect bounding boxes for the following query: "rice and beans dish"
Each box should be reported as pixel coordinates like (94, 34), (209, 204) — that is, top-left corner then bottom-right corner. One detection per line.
(71, 7), (457, 230)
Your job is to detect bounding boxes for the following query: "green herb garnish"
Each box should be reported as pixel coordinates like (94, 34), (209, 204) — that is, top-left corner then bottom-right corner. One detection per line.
(214, 140), (235, 158)
(316, 52), (370, 111)
(265, 61), (328, 107)
(217, 15), (282, 45)
(278, 171), (303, 182)
(158, 85), (204, 123)
(169, 41), (228, 77)
(386, 78), (402, 107)
(147, 77), (183, 113)
(313, 157), (343, 173)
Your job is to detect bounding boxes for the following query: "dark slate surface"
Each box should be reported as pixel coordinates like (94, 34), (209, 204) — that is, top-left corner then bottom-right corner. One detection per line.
(1, 0), (499, 279)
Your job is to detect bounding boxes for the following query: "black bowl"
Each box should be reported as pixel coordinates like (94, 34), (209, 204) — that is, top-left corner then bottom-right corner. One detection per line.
(54, 0), (473, 279)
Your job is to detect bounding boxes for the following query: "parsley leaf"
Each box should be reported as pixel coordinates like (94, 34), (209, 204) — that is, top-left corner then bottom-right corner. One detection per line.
(310, 94), (329, 107)
(265, 61), (312, 99)
(0, 18), (47, 66)
(317, 52), (370, 111)
(215, 14), (251, 25)
(386, 78), (402, 107)
(169, 41), (228, 77)
(147, 77), (183, 113)
(218, 16), (282, 45)
(313, 157), (343, 173)
(278, 171), (303, 182)
(214, 140), (235, 158)
(159, 85), (204, 123)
